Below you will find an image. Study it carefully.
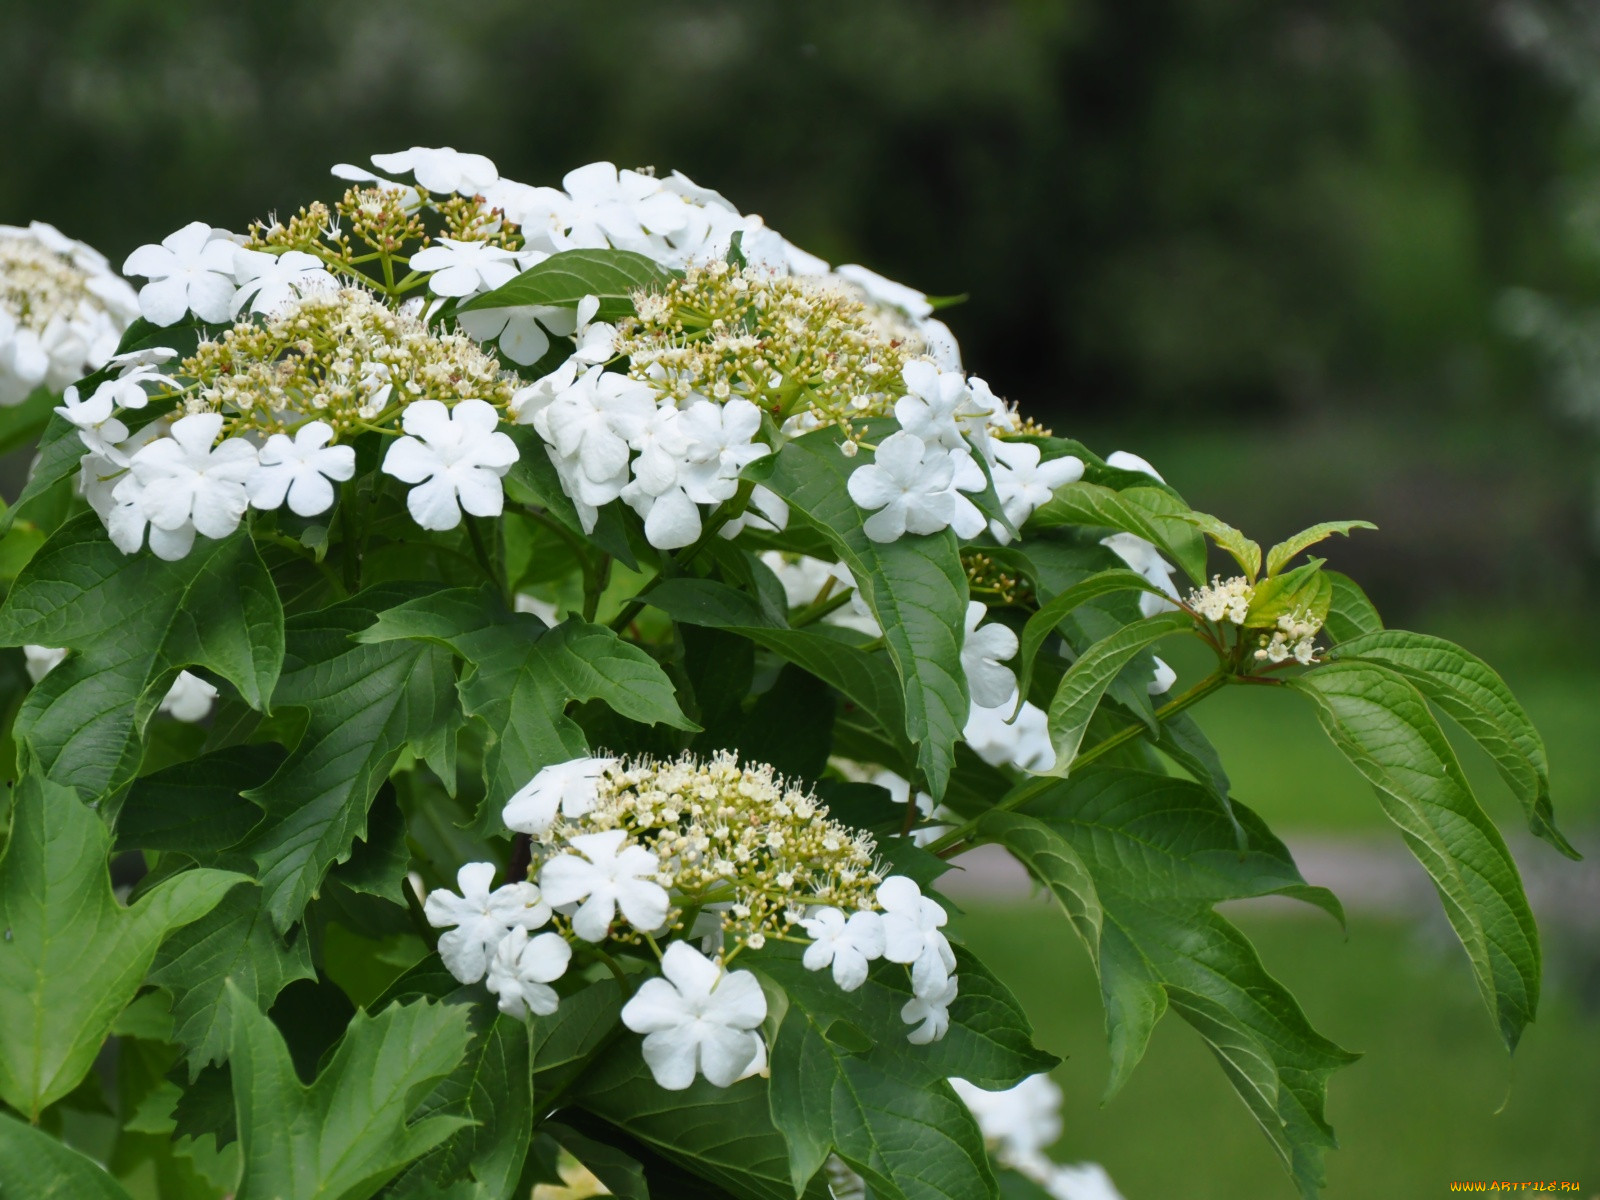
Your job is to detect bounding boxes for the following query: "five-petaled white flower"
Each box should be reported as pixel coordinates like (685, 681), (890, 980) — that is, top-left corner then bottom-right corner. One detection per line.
(901, 973), (958, 1044)
(381, 398), (518, 531)
(369, 147), (500, 196)
(231, 249), (335, 316)
(538, 829), (670, 943)
(122, 222), (240, 326)
(962, 602), (1020, 709)
(620, 941), (767, 1090)
(848, 431), (974, 543)
(1099, 533), (1180, 618)
(895, 361), (981, 451)
(424, 861), (552, 985)
(485, 927), (572, 1018)
(799, 906), (886, 992)
(502, 756), (616, 835)
(877, 875), (956, 998)
(990, 440), (1084, 539)
(410, 237), (523, 298)
(554, 162), (690, 250)
(55, 383), (128, 460)
(679, 399), (768, 505)
(249, 421), (356, 517)
(127, 412), (259, 547)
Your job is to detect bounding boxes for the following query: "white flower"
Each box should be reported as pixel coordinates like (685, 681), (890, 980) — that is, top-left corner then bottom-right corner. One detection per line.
(158, 671), (218, 722)
(424, 861), (552, 985)
(249, 421), (355, 517)
(381, 398), (518, 531)
(847, 431), (977, 543)
(533, 367), (655, 526)
(1099, 532), (1180, 617)
(1148, 656), (1176, 696)
(990, 440), (1084, 538)
(55, 383), (128, 460)
(799, 906), (886, 991)
(1044, 1164), (1126, 1200)
(901, 974), (957, 1044)
(411, 237), (523, 298)
(502, 756), (615, 835)
(1105, 450), (1164, 482)
(538, 829), (670, 942)
(895, 361), (980, 451)
(962, 602), (1019, 709)
(106, 474), (195, 562)
(369, 147), (499, 196)
(678, 398), (768, 505)
(122, 222), (240, 326)
(22, 645), (66, 684)
(951, 1073), (1064, 1165)
(833, 264), (933, 319)
(619, 941), (767, 1090)
(456, 257), (581, 368)
(231, 249), (335, 316)
(964, 697), (1056, 773)
(127, 412), (259, 547)
(107, 346), (176, 376)
(877, 875), (956, 998)
(485, 927), (572, 1018)
(554, 162), (691, 250)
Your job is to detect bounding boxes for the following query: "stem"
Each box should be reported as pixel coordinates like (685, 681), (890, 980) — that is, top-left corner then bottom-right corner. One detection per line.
(790, 589), (854, 628)
(923, 669), (1229, 857)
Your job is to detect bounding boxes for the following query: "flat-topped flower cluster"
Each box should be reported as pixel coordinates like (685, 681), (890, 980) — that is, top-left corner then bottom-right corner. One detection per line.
(423, 751), (961, 1090)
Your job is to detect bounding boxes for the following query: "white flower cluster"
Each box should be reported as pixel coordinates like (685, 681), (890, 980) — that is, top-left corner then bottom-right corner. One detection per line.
(951, 1074), (1126, 1200)
(0, 222), (138, 406)
(1255, 607), (1323, 665)
(423, 752), (960, 1092)
(23, 644), (217, 722)
(1188, 575), (1255, 625)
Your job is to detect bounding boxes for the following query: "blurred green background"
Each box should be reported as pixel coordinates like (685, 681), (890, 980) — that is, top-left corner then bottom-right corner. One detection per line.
(4, 0), (1597, 1195)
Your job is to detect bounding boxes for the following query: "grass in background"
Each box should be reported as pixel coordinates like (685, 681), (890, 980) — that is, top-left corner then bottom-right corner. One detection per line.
(958, 905), (1600, 1200)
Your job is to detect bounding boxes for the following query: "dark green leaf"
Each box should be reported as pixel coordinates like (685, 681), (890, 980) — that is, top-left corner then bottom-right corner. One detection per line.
(1012, 568), (1164, 713)
(460, 248), (676, 322)
(976, 812), (1102, 954)
(115, 743), (282, 857)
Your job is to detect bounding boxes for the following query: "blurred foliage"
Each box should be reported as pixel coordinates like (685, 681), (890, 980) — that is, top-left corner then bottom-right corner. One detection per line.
(3, 0), (1598, 621)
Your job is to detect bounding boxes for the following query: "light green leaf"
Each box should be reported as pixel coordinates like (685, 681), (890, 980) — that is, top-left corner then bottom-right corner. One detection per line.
(1175, 511), (1261, 580)
(242, 586), (456, 931)
(149, 885), (317, 1078)
(1244, 560), (1331, 630)
(1321, 571), (1383, 644)
(976, 812), (1102, 955)
(0, 1109), (136, 1199)
(754, 431), (969, 797)
(1012, 568), (1165, 715)
(0, 774), (246, 1119)
(459, 248), (675, 321)
(359, 585), (695, 834)
(1265, 520), (1376, 577)
(228, 984), (473, 1200)
(1028, 481), (1205, 583)
(0, 517), (284, 809)
(1334, 630), (1573, 858)
(1291, 662), (1542, 1049)
(1044, 611), (1192, 774)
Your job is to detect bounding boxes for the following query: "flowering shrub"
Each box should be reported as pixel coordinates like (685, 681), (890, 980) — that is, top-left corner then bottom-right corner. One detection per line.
(0, 148), (1576, 1200)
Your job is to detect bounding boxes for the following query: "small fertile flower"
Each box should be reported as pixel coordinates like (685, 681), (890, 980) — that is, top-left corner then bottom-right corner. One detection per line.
(1100, 533), (1180, 618)
(901, 974), (958, 1044)
(369, 146), (499, 195)
(502, 756), (615, 835)
(159, 671), (218, 722)
(249, 421), (356, 517)
(877, 875), (956, 998)
(990, 440), (1084, 537)
(128, 412), (259, 544)
(620, 941), (767, 1090)
(232, 249), (335, 316)
(1188, 575), (1254, 625)
(799, 906), (886, 991)
(122, 222), (240, 326)
(381, 398), (518, 531)
(424, 861), (552, 985)
(847, 431), (959, 543)
(485, 927), (572, 1018)
(410, 237), (522, 298)
(538, 829), (670, 942)
(962, 602), (1020, 709)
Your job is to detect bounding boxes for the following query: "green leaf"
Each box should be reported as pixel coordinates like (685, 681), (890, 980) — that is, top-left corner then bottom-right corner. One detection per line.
(149, 885), (317, 1078)
(0, 415), (80, 538)
(528, 978), (626, 1102)
(1320, 571), (1383, 644)
(1291, 662), (1542, 1049)
(0, 774), (246, 1118)
(1028, 481), (1205, 583)
(460, 248), (676, 321)
(1019, 769), (1355, 1198)
(503, 427), (639, 570)
(242, 586), (456, 931)
(359, 585), (695, 834)
(573, 1044), (831, 1200)
(976, 812), (1102, 954)
(1043, 611), (1192, 774)
(1333, 630), (1573, 858)
(1012, 568), (1165, 715)
(1243, 560), (1331, 630)
(228, 984), (474, 1200)
(1265, 520), (1376, 577)
(1175, 511), (1261, 580)
(754, 430), (969, 797)
(0, 386), (59, 458)
(115, 743), (282, 857)
(543, 1121), (650, 1200)
(0, 1109), (137, 1199)
(0, 517), (284, 809)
